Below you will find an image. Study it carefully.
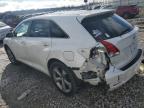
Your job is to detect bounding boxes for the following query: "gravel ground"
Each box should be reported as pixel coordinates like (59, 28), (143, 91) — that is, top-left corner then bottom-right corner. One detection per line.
(0, 32), (144, 108)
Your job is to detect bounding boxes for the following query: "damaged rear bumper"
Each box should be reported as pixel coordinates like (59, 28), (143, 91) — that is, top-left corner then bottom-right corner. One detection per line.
(105, 49), (142, 90)
(73, 49), (142, 91)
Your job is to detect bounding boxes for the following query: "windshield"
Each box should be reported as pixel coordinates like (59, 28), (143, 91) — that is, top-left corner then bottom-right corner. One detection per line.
(81, 13), (133, 41)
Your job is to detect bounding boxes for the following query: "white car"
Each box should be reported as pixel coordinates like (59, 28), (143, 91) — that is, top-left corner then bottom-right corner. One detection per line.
(0, 22), (12, 41)
(4, 10), (142, 95)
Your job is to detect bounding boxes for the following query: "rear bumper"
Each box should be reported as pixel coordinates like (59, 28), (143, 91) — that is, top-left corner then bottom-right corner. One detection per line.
(105, 49), (142, 90)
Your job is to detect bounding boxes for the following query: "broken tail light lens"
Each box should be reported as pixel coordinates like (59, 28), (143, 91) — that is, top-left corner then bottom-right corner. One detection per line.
(100, 40), (120, 57)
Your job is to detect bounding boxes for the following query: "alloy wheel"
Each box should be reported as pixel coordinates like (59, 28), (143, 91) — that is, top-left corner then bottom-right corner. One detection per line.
(52, 67), (72, 93)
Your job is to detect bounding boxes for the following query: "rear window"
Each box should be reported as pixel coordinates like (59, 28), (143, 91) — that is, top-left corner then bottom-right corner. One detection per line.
(81, 13), (133, 41)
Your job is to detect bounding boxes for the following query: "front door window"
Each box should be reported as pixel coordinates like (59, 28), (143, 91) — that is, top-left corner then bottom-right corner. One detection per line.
(14, 21), (31, 37)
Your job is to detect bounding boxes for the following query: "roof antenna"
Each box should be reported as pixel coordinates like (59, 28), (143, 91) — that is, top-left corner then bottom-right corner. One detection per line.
(84, 0), (88, 10)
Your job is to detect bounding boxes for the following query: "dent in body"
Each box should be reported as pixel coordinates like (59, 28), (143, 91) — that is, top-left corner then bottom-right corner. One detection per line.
(73, 45), (109, 85)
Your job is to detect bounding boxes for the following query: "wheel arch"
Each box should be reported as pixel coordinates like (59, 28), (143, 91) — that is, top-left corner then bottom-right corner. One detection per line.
(4, 44), (17, 60)
(4, 44), (9, 50)
(47, 58), (81, 86)
(47, 58), (67, 71)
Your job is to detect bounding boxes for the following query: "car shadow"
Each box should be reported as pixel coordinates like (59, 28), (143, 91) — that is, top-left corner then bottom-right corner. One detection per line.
(1, 63), (144, 108)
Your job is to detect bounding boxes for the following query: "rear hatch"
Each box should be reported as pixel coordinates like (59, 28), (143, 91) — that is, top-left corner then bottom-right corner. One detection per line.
(105, 27), (138, 68)
(81, 12), (139, 69)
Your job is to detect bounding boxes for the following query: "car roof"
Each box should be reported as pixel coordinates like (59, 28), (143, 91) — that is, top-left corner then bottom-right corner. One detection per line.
(25, 9), (114, 22)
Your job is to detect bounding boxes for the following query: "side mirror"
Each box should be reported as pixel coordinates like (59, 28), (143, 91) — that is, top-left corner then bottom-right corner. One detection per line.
(6, 32), (14, 38)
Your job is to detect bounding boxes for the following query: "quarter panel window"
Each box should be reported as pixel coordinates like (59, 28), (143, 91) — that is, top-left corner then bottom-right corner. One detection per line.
(50, 21), (68, 38)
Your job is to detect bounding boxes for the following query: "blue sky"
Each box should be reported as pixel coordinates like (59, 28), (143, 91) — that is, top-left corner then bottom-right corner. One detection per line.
(0, 0), (93, 12)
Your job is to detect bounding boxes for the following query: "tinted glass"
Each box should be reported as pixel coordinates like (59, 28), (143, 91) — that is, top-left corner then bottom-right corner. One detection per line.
(50, 21), (68, 38)
(82, 14), (133, 41)
(29, 20), (50, 37)
(14, 21), (30, 37)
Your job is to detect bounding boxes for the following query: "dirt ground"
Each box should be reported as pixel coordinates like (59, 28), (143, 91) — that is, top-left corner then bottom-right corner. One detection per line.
(0, 32), (144, 108)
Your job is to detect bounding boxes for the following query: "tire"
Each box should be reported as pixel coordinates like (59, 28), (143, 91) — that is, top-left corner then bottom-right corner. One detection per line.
(123, 13), (129, 19)
(49, 61), (78, 95)
(5, 47), (18, 64)
(130, 14), (136, 18)
(0, 40), (3, 43)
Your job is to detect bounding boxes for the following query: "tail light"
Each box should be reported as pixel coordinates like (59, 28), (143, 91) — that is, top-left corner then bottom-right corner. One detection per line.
(100, 40), (120, 57)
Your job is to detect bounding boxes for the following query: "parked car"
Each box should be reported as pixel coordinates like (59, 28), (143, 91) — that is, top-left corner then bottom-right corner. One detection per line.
(2, 12), (20, 28)
(4, 10), (142, 95)
(0, 21), (12, 41)
(116, 5), (139, 19)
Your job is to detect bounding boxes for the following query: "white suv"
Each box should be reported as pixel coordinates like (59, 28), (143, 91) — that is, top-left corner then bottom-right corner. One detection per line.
(4, 10), (142, 95)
